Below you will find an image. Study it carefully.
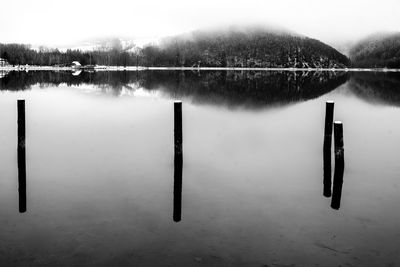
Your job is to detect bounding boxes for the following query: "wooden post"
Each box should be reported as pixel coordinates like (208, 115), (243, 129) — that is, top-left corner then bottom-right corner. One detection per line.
(331, 121), (344, 210)
(173, 101), (183, 222)
(323, 101), (334, 197)
(333, 121), (344, 159)
(17, 99), (26, 213)
(324, 101), (334, 147)
(174, 101), (182, 156)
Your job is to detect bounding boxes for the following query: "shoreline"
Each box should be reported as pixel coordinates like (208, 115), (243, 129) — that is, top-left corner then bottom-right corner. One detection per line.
(1, 66), (400, 72)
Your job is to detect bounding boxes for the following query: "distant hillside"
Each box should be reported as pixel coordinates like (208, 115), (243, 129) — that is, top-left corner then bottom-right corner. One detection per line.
(140, 26), (350, 68)
(350, 32), (400, 68)
(1, 26), (350, 68)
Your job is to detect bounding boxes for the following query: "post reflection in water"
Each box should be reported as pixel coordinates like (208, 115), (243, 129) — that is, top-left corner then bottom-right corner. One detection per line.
(331, 160), (344, 210)
(173, 152), (183, 222)
(331, 122), (345, 210)
(323, 144), (332, 198)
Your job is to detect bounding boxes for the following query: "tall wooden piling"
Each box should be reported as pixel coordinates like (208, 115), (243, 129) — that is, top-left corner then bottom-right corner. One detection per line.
(323, 101), (334, 197)
(173, 101), (183, 222)
(17, 99), (26, 213)
(331, 121), (344, 210)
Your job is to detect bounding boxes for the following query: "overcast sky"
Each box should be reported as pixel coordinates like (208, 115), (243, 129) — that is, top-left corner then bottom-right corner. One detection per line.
(0, 0), (399, 47)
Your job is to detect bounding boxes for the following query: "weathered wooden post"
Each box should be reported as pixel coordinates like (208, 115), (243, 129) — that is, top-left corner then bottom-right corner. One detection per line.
(324, 101), (334, 147)
(173, 101), (183, 222)
(17, 99), (27, 213)
(323, 101), (334, 197)
(174, 101), (182, 156)
(331, 121), (344, 210)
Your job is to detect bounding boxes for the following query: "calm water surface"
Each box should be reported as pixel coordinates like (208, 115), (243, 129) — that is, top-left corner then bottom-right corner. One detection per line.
(0, 70), (399, 266)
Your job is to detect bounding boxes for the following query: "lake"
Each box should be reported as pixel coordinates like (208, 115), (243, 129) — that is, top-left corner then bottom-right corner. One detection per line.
(0, 70), (400, 266)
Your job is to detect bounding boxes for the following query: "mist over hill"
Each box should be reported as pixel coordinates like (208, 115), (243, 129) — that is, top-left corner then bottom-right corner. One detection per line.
(350, 32), (400, 68)
(140, 26), (350, 68)
(0, 26), (351, 68)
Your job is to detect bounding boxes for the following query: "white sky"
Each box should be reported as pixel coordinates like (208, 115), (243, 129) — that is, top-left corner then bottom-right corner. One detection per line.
(0, 0), (399, 47)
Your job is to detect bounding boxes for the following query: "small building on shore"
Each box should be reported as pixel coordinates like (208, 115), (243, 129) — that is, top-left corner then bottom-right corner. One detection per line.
(71, 61), (82, 69)
(0, 58), (10, 67)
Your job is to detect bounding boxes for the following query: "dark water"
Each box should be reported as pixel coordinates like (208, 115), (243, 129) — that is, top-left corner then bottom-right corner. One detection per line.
(0, 70), (400, 266)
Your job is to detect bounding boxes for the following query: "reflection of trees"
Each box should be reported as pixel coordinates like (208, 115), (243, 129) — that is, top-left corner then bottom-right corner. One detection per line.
(348, 72), (400, 106)
(0, 70), (348, 107)
(0, 70), (10, 79)
(0, 71), (138, 95)
(138, 71), (349, 108)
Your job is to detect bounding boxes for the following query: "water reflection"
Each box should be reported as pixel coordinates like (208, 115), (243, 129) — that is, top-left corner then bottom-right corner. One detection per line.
(1, 70), (400, 266)
(0, 70), (349, 108)
(331, 160), (345, 210)
(0, 71), (135, 94)
(5, 71), (400, 108)
(323, 145), (332, 198)
(139, 71), (348, 108)
(173, 152), (183, 222)
(349, 72), (400, 106)
(71, 70), (82, 76)
(0, 70), (10, 78)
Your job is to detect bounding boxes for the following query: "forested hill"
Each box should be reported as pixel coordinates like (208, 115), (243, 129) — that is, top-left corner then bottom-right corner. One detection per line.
(141, 27), (350, 68)
(0, 27), (350, 68)
(350, 32), (400, 68)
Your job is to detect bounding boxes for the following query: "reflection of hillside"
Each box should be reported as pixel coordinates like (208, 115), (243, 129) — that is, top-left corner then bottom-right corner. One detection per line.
(138, 71), (349, 108)
(0, 70), (348, 108)
(0, 71), (137, 94)
(348, 72), (400, 106)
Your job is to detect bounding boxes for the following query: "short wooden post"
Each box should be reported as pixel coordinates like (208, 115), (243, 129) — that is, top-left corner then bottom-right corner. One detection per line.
(173, 101), (183, 222)
(17, 99), (27, 213)
(331, 121), (344, 210)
